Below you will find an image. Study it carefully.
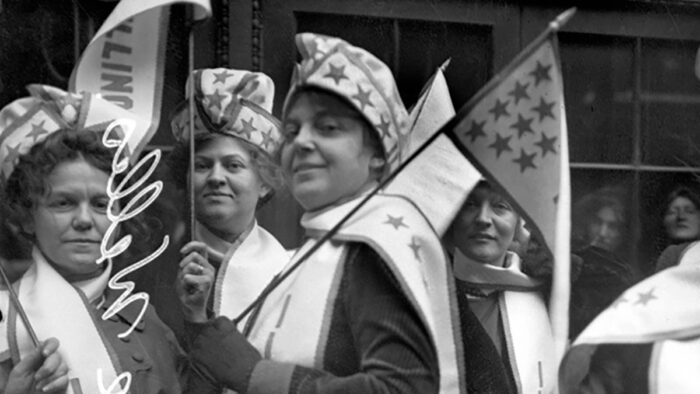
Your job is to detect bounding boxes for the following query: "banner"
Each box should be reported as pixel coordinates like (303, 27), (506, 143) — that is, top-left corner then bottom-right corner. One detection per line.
(69, 0), (212, 158)
(445, 10), (574, 363)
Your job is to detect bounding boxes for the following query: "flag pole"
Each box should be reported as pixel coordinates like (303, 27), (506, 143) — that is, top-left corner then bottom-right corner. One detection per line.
(237, 82), (459, 328)
(0, 260), (40, 347)
(456, 8), (576, 122)
(187, 28), (197, 242)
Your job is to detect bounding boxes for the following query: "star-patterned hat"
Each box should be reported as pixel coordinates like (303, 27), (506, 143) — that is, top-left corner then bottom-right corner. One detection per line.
(0, 84), (135, 181)
(170, 68), (282, 156)
(285, 33), (410, 171)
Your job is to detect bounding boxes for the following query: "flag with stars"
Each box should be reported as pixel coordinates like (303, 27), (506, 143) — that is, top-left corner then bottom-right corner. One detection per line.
(386, 64), (480, 236)
(70, 0), (212, 159)
(561, 241), (700, 392)
(446, 22), (572, 362)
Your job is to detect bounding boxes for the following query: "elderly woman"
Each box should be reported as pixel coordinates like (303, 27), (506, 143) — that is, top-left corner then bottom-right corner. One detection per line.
(180, 34), (463, 393)
(136, 68), (288, 342)
(444, 180), (555, 394)
(0, 85), (202, 393)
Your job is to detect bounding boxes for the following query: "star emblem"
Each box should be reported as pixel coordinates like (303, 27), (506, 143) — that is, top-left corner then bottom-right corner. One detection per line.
(206, 90), (226, 110)
(260, 127), (275, 150)
(240, 117), (257, 139)
(4, 143), (23, 166)
(532, 97), (556, 122)
(377, 116), (391, 140)
(510, 114), (534, 138)
(213, 70), (235, 84)
(488, 133), (512, 159)
(324, 63), (348, 86)
(513, 148), (537, 172)
(463, 120), (486, 143)
(534, 131), (557, 157)
(489, 99), (510, 122)
(530, 61), (552, 86)
(352, 85), (374, 111)
(635, 288), (656, 306)
(408, 237), (422, 261)
(27, 121), (49, 142)
(508, 81), (530, 105)
(384, 215), (408, 230)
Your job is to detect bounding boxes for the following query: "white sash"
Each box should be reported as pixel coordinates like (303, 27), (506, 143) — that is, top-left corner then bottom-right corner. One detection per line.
(455, 251), (555, 393)
(1, 248), (121, 394)
(213, 222), (288, 328)
(247, 193), (465, 393)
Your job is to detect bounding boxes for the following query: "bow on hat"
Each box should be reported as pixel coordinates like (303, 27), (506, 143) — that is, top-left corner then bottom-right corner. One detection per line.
(285, 33), (410, 172)
(170, 68), (283, 156)
(0, 84), (145, 180)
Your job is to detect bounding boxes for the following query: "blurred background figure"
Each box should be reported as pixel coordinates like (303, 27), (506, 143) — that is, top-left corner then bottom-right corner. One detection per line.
(569, 186), (635, 339)
(655, 184), (700, 273)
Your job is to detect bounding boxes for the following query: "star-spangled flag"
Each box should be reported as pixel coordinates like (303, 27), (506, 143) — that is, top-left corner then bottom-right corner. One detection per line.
(560, 241), (700, 393)
(69, 0), (212, 159)
(444, 9), (574, 364)
(386, 62), (481, 236)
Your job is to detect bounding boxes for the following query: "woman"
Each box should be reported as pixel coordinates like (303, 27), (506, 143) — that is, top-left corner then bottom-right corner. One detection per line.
(655, 185), (700, 272)
(569, 187), (634, 339)
(180, 33), (463, 393)
(0, 85), (200, 393)
(137, 68), (288, 341)
(444, 180), (556, 394)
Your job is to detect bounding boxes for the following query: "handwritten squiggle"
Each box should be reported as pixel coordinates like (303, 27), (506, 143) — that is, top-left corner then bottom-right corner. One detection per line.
(96, 118), (171, 392)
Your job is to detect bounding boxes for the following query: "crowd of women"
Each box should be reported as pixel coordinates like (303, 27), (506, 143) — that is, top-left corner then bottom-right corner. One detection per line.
(0, 31), (699, 394)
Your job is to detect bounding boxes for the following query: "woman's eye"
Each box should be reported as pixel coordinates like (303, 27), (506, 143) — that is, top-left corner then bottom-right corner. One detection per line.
(283, 123), (299, 140)
(92, 198), (109, 213)
(194, 161), (210, 171)
(318, 122), (340, 133)
(225, 161), (245, 171)
(50, 199), (74, 209)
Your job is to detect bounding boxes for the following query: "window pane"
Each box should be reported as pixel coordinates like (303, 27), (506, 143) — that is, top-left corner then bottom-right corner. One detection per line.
(560, 33), (635, 164)
(397, 20), (492, 109)
(641, 38), (700, 166)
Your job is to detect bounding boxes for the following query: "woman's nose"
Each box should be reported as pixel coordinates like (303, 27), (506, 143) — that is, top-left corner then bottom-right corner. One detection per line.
(474, 204), (493, 225)
(206, 163), (226, 186)
(292, 124), (314, 151)
(72, 204), (94, 231)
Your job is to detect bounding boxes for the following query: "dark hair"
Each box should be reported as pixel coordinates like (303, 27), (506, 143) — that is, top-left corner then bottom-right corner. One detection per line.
(167, 132), (283, 206)
(572, 186), (628, 250)
(0, 128), (152, 259)
(664, 185), (700, 214)
(282, 86), (386, 179)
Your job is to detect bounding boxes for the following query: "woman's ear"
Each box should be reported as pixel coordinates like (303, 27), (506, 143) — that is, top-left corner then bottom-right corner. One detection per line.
(369, 155), (386, 172)
(258, 183), (272, 200)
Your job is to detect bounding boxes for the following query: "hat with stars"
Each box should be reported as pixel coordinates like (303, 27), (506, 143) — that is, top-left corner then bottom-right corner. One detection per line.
(170, 68), (282, 156)
(285, 33), (410, 171)
(0, 84), (137, 181)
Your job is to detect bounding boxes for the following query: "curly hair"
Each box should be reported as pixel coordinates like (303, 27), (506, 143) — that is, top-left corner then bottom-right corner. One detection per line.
(0, 128), (153, 259)
(168, 132), (284, 207)
(572, 186), (628, 251)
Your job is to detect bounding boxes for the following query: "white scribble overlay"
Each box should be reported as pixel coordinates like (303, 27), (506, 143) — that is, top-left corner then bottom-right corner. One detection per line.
(97, 119), (170, 341)
(98, 368), (132, 394)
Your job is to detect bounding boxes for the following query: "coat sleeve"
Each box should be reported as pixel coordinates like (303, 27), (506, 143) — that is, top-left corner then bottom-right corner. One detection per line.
(189, 243), (440, 394)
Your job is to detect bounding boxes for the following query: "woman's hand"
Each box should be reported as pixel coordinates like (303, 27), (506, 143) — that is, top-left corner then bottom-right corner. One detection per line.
(4, 338), (69, 394)
(176, 241), (216, 323)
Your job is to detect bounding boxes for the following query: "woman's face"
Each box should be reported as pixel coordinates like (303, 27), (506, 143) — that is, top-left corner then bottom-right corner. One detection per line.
(664, 196), (700, 242)
(280, 92), (380, 211)
(192, 136), (268, 234)
(28, 158), (114, 278)
(587, 206), (623, 252)
(451, 184), (519, 266)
